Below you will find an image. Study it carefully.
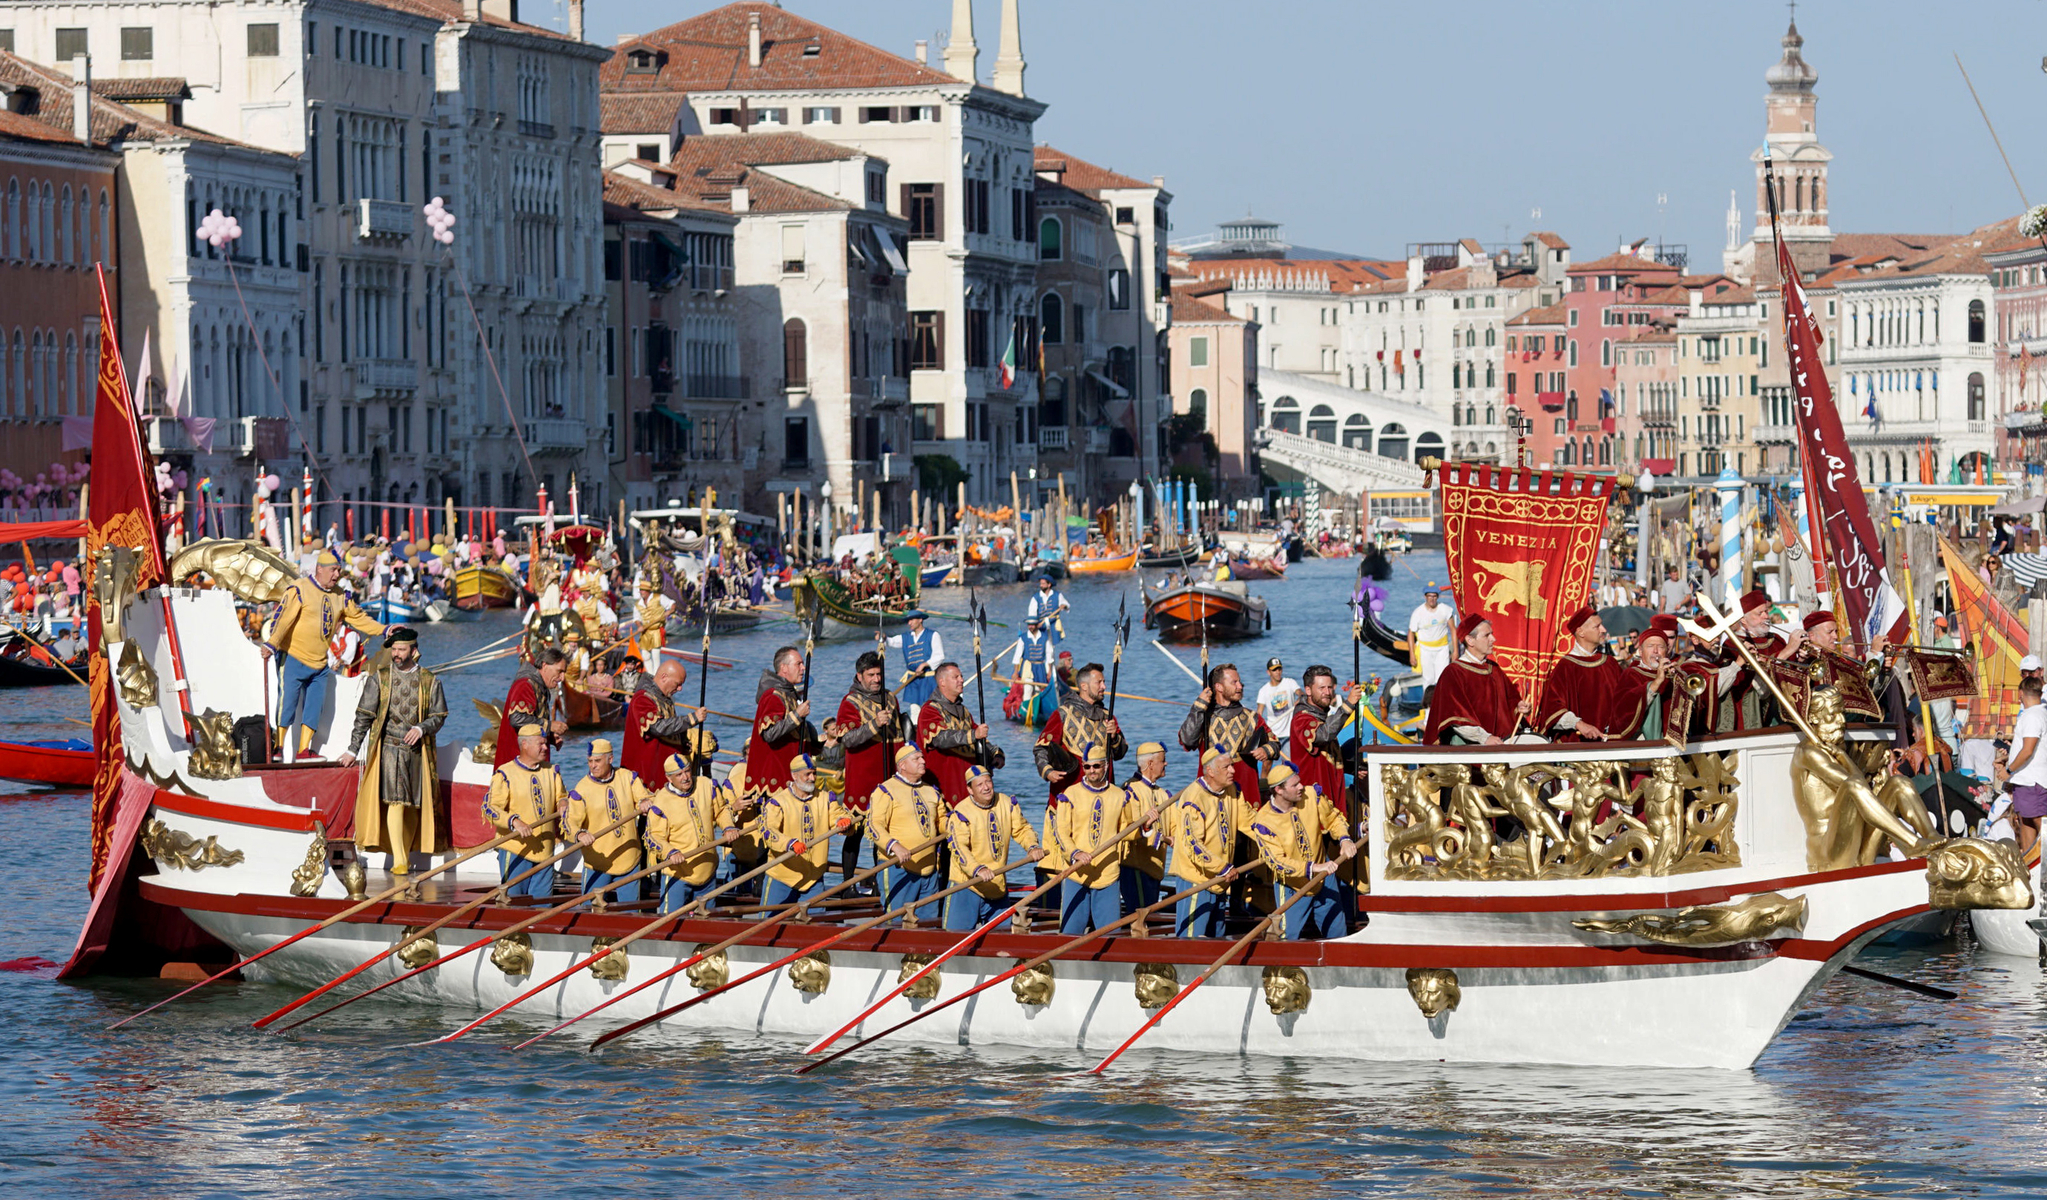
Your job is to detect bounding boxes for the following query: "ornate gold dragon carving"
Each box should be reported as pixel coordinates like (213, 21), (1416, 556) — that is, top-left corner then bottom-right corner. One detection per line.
(473, 699), (503, 763)
(588, 937), (630, 982)
(115, 640), (159, 710)
(1011, 961), (1054, 1006)
(185, 708), (243, 781)
(395, 926), (439, 970)
(168, 538), (300, 603)
(288, 829), (328, 897)
(1133, 962), (1178, 1009)
(686, 945), (729, 991)
(787, 948), (831, 994)
(1927, 839), (2034, 910)
(1261, 965), (1310, 1015)
(140, 818), (245, 871)
(897, 953), (940, 1000)
(1573, 891), (1808, 947)
(1404, 967), (1461, 1019)
(93, 543), (142, 646)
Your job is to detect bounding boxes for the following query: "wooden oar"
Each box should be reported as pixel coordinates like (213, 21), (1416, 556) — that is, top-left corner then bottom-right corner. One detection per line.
(1083, 879), (1323, 1075)
(802, 817), (1152, 1055)
(588, 849), (1042, 1052)
(108, 819), (552, 1030)
(422, 840), (815, 1044)
(797, 867), (1244, 1074)
(1841, 964), (1958, 1001)
(249, 806), (626, 1029)
(988, 676), (1186, 710)
(1149, 638), (1205, 687)
(507, 832), (944, 1051)
(427, 628), (525, 671)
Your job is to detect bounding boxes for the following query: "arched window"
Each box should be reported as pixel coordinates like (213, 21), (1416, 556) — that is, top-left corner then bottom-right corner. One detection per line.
(3, 179), (15, 261)
(1465, 328), (1476, 347)
(56, 185), (70, 266)
(1452, 363), (1462, 391)
(1558, 439), (1574, 466)
(1566, 391), (1578, 421)
(782, 318), (807, 386)
(1270, 394), (1299, 435)
(40, 182), (52, 263)
(63, 331), (76, 413)
(1968, 371), (1985, 420)
(8, 330), (19, 416)
(1484, 327), (1495, 347)
(97, 190), (108, 265)
(1342, 414), (1371, 449)
(1379, 421), (1409, 460)
(1600, 339), (1610, 366)
(1485, 404), (1495, 425)
(1038, 216), (1061, 261)
(1188, 387), (1207, 423)
(1416, 431), (1444, 462)
(1306, 403), (1336, 443)
(28, 329), (43, 415)
(1040, 292), (1063, 344)
(1968, 300), (1986, 343)
(1484, 363), (1495, 388)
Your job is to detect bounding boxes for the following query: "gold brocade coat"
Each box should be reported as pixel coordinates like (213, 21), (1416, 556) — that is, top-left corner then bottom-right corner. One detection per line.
(759, 785), (851, 889)
(645, 777), (726, 886)
(485, 759), (566, 863)
(947, 794), (1040, 899)
(1123, 774), (1171, 880)
(1049, 780), (1140, 890)
(352, 662), (444, 852)
(1166, 777), (1243, 890)
(567, 769), (651, 875)
(270, 575), (384, 669)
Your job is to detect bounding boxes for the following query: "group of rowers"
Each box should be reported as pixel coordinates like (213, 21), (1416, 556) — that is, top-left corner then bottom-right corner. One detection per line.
(482, 638), (1373, 941)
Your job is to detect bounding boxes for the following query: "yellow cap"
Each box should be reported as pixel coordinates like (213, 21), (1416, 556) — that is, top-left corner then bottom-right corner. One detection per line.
(1264, 761), (1298, 789)
(1200, 746), (1234, 768)
(517, 723), (544, 738)
(1135, 741), (1166, 758)
(894, 744), (920, 765)
(663, 753), (692, 776)
(588, 738), (614, 754)
(1082, 741), (1108, 765)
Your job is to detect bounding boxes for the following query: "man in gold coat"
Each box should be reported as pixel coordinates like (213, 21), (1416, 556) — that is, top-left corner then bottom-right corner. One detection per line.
(267, 547), (385, 756)
(483, 724), (566, 898)
(943, 765), (1043, 931)
(566, 737), (651, 906)
(868, 744), (944, 924)
(758, 753), (853, 907)
(341, 626), (445, 875)
(1248, 761), (1356, 940)
(645, 751), (738, 913)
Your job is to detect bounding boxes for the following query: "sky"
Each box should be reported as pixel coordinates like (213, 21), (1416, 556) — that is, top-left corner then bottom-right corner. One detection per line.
(561, 0), (2047, 265)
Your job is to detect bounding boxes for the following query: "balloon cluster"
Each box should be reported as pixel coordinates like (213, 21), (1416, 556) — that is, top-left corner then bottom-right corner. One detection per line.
(153, 462), (190, 496)
(197, 207), (243, 250)
(423, 197), (457, 245)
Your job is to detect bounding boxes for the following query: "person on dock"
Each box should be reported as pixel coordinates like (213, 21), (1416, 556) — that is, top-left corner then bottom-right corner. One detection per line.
(915, 661), (1001, 805)
(623, 659), (701, 787)
(888, 610), (943, 723)
(1537, 606), (1658, 743)
(266, 547), (386, 757)
(1027, 575), (1070, 640)
(827, 650), (902, 883)
(1048, 743), (1155, 934)
(1166, 747), (1243, 937)
(494, 647), (568, 767)
(1291, 666), (1361, 815)
(340, 626), (446, 875)
(868, 744), (944, 924)
(1422, 615), (1531, 745)
(1406, 585), (1456, 697)
(484, 724), (567, 899)
(1248, 762), (1356, 940)
(1255, 657), (1300, 741)
(1035, 661), (1127, 802)
(943, 765), (1044, 931)
(758, 754), (852, 907)
(745, 646), (818, 799)
(565, 738), (650, 907)
(1177, 662), (1278, 803)
(1121, 742), (1172, 913)
(645, 752), (739, 914)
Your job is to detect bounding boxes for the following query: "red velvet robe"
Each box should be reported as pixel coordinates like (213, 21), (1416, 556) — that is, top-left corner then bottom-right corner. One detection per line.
(836, 687), (901, 812)
(622, 684), (685, 786)
(744, 680), (808, 798)
(915, 696), (978, 806)
(1290, 702), (1348, 814)
(1612, 662), (1672, 740)
(493, 670), (551, 767)
(1535, 650), (1646, 742)
(1423, 656), (1523, 744)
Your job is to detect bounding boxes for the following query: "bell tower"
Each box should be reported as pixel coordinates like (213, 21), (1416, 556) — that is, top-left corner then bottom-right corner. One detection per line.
(1750, 17), (1833, 284)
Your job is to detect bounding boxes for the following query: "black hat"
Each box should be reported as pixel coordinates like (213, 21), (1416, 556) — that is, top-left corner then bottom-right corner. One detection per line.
(385, 625), (418, 646)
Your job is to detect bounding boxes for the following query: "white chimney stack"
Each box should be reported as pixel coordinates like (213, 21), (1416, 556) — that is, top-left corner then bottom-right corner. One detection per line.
(913, 39), (927, 65)
(748, 12), (762, 68)
(993, 0), (1025, 96)
(71, 55), (90, 142)
(568, 0), (584, 42)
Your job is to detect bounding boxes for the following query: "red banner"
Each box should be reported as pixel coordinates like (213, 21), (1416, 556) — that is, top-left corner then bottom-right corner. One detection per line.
(84, 266), (166, 893)
(1439, 462), (1613, 702)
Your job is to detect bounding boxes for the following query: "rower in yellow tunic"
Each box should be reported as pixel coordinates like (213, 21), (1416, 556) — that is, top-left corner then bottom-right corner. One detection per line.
(1248, 762), (1357, 940)
(758, 754), (853, 907)
(868, 744), (944, 925)
(266, 548), (385, 756)
(1049, 743), (1157, 935)
(1121, 741), (1173, 915)
(943, 765), (1043, 931)
(1167, 747), (1245, 937)
(566, 738), (651, 907)
(644, 752), (738, 914)
(483, 724), (567, 899)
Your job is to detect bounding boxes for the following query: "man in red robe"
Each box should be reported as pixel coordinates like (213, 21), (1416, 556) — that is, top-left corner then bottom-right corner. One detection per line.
(914, 661), (1002, 805)
(1536, 606), (1658, 742)
(622, 659), (699, 786)
(1423, 614), (1529, 745)
(744, 645), (816, 797)
(1701, 589), (1803, 731)
(1289, 664), (1360, 814)
(829, 651), (902, 811)
(494, 648), (567, 766)
(1035, 662), (1125, 804)
(1176, 662), (1278, 803)
(1612, 614), (1679, 740)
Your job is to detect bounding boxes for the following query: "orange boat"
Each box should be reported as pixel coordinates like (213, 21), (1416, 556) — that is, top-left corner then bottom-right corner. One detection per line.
(1066, 548), (1138, 574)
(1142, 581), (1268, 643)
(452, 564), (523, 610)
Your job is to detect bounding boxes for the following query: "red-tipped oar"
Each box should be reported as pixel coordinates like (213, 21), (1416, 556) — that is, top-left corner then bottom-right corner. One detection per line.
(1083, 877), (1324, 1075)
(797, 867), (1243, 1075)
(421, 839), (816, 1044)
(588, 849), (1042, 1052)
(802, 817), (1151, 1056)
(108, 820), (545, 1030)
(506, 832), (944, 1051)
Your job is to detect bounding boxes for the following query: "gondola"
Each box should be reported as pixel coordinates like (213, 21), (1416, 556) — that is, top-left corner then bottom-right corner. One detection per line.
(790, 545), (924, 636)
(1142, 580), (1269, 643)
(0, 646), (85, 687)
(0, 736), (93, 786)
(562, 682), (625, 730)
(1137, 545), (1198, 570)
(362, 595), (426, 623)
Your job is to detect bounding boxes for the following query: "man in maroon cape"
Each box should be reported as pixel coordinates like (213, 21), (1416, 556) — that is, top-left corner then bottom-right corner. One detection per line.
(1289, 665), (1360, 813)
(1700, 589), (1803, 731)
(622, 658), (700, 786)
(1423, 614), (1529, 745)
(745, 645), (817, 797)
(1611, 613), (1680, 740)
(1536, 606), (1659, 742)
(914, 661), (1002, 806)
(495, 648), (567, 766)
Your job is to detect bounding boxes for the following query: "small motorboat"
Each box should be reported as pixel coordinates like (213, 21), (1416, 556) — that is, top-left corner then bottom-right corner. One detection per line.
(1142, 580), (1269, 643)
(1228, 557), (1287, 581)
(1066, 548), (1138, 575)
(959, 560), (1019, 587)
(0, 736), (93, 786)
(919, 562), (955, 589)
(363, 595), (425, 623)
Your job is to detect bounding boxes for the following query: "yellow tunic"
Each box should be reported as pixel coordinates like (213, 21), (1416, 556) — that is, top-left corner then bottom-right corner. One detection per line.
(269, 575), (384, 669)
(1166, 777), (1242, 889)
(1248, 792), (1352, 889)
(867, 773), (943, 877)
(484, 758), (566, 863)
(1050, 780), (1139, 890)
(720, 781), (766, 871)
(566, 768), (650, 875)
(758, 784), (851, 889)
(1123, 774), (1172, 881)
(644, 777), (725, 886)
(948, 794), (1040, 900)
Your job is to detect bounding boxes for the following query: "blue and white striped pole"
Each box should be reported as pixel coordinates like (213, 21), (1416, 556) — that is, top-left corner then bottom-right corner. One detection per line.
(1716, 466), (1744, 610)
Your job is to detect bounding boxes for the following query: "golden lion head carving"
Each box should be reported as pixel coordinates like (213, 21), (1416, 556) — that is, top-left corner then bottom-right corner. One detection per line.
(1010, 961), (1055, 1007)
(1261, 965), (1311, 1016)
(588, 937), (630, 983)
(1405, 966), (1461, 1020)
(898, 953), (940, 1000)
(1928, 838), (2033, 911)
(686, 945), (729, 991)
(787, 948), (831, 994)
(1133, 962), (1179, 1010)
(489, 932), (534, 976)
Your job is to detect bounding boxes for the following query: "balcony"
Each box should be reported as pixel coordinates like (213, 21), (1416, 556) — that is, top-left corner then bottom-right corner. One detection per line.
(848, 375), (906, 406)
(359, 358), (417, 395)
(525, 418), (588, 453)
(691, 264), (735, 292)
(1755, 423), (1797, 445)
(2006, 409), (2047, 433)
(356, 198), (412, 241)
(1038, 425), (1069, 450)
(1085, 427), (1111, 454)
(685, 373), (748, 400)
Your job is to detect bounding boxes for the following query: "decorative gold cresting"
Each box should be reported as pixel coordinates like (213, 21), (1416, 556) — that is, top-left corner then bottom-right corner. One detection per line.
(139, 818), (245, 871)
(1573, 891), (1808, 947)
(168, 538), (300, 603)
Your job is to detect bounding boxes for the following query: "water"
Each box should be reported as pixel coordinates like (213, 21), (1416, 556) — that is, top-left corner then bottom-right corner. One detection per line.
(7, 556), (2047, 1197)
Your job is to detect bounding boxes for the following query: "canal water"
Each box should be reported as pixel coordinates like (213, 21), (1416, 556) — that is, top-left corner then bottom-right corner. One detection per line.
(5, 555), (2045, 1196)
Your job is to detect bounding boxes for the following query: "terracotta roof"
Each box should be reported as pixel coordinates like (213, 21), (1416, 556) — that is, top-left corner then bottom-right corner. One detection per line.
(0, 107), (81, 146)
(1508, 302), (1567, 326)
(1497, 273), (1539, 289)
(602, 168), (732, 216)
(1620, 327), (1677, 343)
(1699, 284), (1758, 305)
(1570, 251), (1681, 276)
(601, 93), (688, 134)
(1677, 273), (1731, 289)
(1842, 217), (2024, 282)
(689, 129), (863, 166)
(1034, 145), (1150, 192)
(1171, 290), (1243, 325)
(1828, 232), (1950, 262)
(1530, 231), (1569, 250)
(91, 77), (190, 102)
(0, 53), (260, 150)
(601, 1), (957, 95)
(666, 133), (856, 214)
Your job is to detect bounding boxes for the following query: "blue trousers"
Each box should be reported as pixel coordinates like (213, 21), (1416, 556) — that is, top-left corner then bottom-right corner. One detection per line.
(1276, 880), (1349, 940)
(499, 851), (555, 899)
(1119, 867), (1161, 915)
(659, 875), (715, 914)
(943, 887), (1007, 932)
(1059, 880), (1120, 935)
(879, 865), (942, 924)
(1172, 876), (1226, 938)
(765, 877), (829, 908)
(278, 657), (330, 735)
(581, 869), (643, 906)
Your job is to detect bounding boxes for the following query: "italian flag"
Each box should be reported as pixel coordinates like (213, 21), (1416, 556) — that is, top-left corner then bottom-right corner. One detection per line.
(999, 330), (1017, 389)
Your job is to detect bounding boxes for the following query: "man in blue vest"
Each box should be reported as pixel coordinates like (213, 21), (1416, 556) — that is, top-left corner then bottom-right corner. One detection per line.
(1007, 616), (1054, 720)
(1026, 575), (1069, 642)
(889, 609), (944, 723)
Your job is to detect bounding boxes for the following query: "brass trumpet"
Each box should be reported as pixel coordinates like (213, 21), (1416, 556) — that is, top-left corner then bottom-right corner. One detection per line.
(1677, 671), (1710, 698)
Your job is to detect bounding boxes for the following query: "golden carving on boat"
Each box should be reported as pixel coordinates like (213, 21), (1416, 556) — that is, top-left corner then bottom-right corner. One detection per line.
(338, 859), (368, 900)
(288, 829), (328, 897)
(1260, 965), (1311, 1015)
(490, 932), (534, 976)
(472, 699), (503, 763)
(1927, 838), (2034, 911)
(1011, 961), (1055, 1006)
(1381, 750), (1739, 882)
(897, 953), (940, 1000)
(139, 818), (245, 871)
(587, 937), (630, 982)
(93, 543), (142, 646)
(1788, 688), (1938, 871)
(1573, 891), (1808, 947)
(395, 926), (438, 970)
(686, 945), (729, 990)
(1404, 967), (1462, 1020)
(115, 640), (159, 710)
(787, 948), (831, 994)
(168, 537), (300, 603)
(1133, 962), (1178, 1009)
(184, 708), (244, 781)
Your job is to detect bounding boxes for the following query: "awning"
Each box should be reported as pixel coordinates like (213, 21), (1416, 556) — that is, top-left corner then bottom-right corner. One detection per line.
(878, 230), (909, 276)
(0, 518), (85, 541)
(1086, 369), (1129, 399)
(1992, 495), (2047, 516)
(653, 406), (693, 431)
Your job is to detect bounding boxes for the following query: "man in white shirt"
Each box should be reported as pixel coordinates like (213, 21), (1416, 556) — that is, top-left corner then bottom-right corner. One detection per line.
(2002, 677), (2047, 854)
(1658, 568), (1688, 615)
(1406, 585), (1456, 693)
(1255, 657), (1300, 740)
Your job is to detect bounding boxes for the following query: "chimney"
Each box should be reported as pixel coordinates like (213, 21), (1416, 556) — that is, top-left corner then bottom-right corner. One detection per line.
(480, 0), (518, 21)
(943, 0), (978, 83)
(1152, 175), (1164, 189)
(913, 39), (927, 65)
(463, 0), (482, 20)
(748, 12), (762, 68)
(731, 185), (749, 213)
(70, 55), (89, 143)
(992, 0), (1025, 95)
(1406, 255), (1423, 292)
(567, 0), (584, 41)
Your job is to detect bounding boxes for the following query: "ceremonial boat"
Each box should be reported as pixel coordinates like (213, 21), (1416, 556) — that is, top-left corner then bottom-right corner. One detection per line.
(1065, 548), (1139, 575)
(0, 736), (93, 786)
(789, 546), (923, 637)
(451, 565), (522, 610)
(361, 595), (425, 624)
(1143, 580), (1269, 643)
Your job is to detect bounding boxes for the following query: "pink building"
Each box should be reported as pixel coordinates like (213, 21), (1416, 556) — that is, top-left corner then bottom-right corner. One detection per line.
(1504, 302), (1565, 466)
(1612, 326), (1679, 475)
